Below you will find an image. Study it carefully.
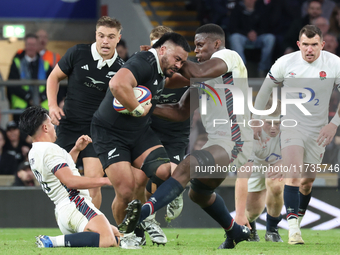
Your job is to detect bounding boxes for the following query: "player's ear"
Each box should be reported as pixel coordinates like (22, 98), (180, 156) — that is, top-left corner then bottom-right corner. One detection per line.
(215, 39), (221, 49)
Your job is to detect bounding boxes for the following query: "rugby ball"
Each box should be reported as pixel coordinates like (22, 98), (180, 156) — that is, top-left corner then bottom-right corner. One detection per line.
(113, 85), (152, 114)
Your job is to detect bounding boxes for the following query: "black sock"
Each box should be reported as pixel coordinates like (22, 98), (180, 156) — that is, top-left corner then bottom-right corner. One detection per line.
(266, 213), (282, 232)
(139, 177), (184, 223)
(64, 232), (100, 247)
(202, 193), (237, 235)
(298, 191), (312, 217)
(250, 220), (256, 231)
(283, 185), (299, 220)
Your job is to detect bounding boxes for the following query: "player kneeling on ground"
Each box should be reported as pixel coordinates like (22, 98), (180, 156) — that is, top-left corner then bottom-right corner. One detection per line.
(19, 106), (123, 248)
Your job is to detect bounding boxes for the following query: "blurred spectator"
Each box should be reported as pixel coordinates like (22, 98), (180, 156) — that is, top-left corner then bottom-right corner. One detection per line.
(7, 33), (52, 122)
(329, 4), (340, 39)
(229, 0), (276, 77)
(283, 0), (322, 54)
(36, 29), (61, 68)
(0, 128), (18, 175)
(0, 71), (10, 130)
(301, 0), (335, 20)
(3, 121), (30, 164)
(312, 16), (330, 35)
(323, 33), (339, 55)
(12, 161), (36, 186)
(116, 39), (129, 62)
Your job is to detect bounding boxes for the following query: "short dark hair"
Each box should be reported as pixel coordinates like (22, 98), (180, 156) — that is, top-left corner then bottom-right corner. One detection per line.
(96, 16), (122, 32)
(19, 106), (48, 137)
(24, 33), (38, 41)
(299, 24), (323, 41)
(117, 39), (127, 48)
(152, 32), (191, 53)
(195, 24), (225, 43)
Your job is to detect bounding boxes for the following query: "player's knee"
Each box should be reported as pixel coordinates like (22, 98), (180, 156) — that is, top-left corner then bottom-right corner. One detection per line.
(141, 147), (170, 178)
(267, 180), (284, 196)
(300, 180), (313, 193)
(115, 185), (134, 202)
(146, 175), (165, 194)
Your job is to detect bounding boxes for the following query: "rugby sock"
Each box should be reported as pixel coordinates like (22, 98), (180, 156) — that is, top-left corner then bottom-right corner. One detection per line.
(139, 177), (184, 223)
(250, 220), (256, 231)
(202, 193), (238, 235)
(266, 213), (282, 232)
(64, 232), (100, 247)
(283, 185), (299, 221)
(298, 191), (312, 227)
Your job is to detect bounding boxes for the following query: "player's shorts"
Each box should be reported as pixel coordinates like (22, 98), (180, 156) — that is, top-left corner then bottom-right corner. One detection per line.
(56, 121), (97, 158)
(55, 197), (103, 235)
(281, 129), (325, 164)
(202, 138), (253, 169)
(91, 118), (163, 170)
(248, 170), (266, 192)
(161, 140), (188, 164)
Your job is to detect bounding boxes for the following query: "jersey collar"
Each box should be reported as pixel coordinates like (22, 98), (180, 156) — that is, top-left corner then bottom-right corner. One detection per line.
(91, 42), (118, 69)
(148, 48), (164, 77)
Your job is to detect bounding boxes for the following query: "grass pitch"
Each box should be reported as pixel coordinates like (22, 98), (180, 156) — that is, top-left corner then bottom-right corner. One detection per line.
(0, 228), (339, 255)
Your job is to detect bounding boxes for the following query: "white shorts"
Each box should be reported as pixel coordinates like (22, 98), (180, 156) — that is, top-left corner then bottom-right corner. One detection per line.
(248, 170), (266, 192)
(202, 138), (252, 169)
(281, 129), (325, 164)
(55, 198), (103, 235)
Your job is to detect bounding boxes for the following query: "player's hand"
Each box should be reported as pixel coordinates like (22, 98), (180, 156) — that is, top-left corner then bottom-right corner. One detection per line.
(141, 103), (152, 117)
(235, 214), (251, 230)
(49, 105), (65, 126)
(74, 135), (92, 151)
(266, 169), (284, 181)
(317, 122), (337, 147)
(103, 177), (112, 186)
(140, 45), (151, 51)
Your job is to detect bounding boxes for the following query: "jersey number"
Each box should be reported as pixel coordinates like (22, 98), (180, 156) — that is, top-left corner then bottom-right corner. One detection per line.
(33, 170), (51, 193)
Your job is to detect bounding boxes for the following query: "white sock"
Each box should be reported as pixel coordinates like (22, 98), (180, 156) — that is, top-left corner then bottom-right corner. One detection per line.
(298, 215), (304, 228)
(288, 218), (300, 236)
(145, 212), (156, 221)
(52, 235), (65, 247)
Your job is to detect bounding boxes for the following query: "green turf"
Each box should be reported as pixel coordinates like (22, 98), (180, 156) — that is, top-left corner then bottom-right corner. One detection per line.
(0, 228), (339, 255)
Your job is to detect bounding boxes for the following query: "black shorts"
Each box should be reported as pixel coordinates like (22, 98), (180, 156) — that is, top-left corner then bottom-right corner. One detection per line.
(91, 119), (162, 170)
(161, 140), (188, 164)
(55, 121), (97, 158)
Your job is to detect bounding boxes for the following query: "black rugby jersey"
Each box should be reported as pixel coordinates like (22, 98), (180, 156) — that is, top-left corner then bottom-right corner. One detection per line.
(58, 44), (124, 124)
(151, 87), (190, 142)
(94, 50), (165, 131)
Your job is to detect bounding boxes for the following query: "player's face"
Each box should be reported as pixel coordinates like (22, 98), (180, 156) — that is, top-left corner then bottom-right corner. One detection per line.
(44, 116), (57, 142)
(96, 26), (121, 60)
(160, 44), (188, 78)
(262, 120), (280, 137)
(194, 33), (216, 62)
(297, 34), (325, 63)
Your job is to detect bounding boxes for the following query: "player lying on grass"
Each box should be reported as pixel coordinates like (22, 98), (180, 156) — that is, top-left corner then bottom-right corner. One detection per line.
(19, 106), (123, 248)
(235, 100), (284, 243)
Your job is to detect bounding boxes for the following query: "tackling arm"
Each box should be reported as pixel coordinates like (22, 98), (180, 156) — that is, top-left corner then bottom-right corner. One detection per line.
(46, 64), (68, 125)
(179, 58), (228, 79)
(153, 87), (198, 122)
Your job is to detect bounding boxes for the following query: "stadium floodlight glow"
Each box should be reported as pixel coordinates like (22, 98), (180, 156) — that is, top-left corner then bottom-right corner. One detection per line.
(3, 25), (25, 39)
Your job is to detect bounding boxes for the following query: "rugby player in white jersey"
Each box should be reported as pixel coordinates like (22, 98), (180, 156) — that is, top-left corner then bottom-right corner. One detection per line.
(235, 100), (284, 243)
(19, 106), (122, 248)
(253, 25), (340, 244)
(120, 23), (253, 249)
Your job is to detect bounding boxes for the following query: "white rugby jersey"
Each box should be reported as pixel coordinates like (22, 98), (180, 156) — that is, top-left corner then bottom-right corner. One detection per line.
(257, 51), (340, 135)
(199, 49), (253, 143)
(250, 131), (281, 166)
(29, 142), (91, 206)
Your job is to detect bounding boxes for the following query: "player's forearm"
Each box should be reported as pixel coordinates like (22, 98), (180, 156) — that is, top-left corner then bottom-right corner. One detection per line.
(64, 176), (109, 190)
(46, 75), (61, 107)
(153, 103), (189, 122)
(110, 82), (139, 112)
(253, 79), (278, 119)
(69, 147), (80, 163)
(235, 178), (248, 217)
